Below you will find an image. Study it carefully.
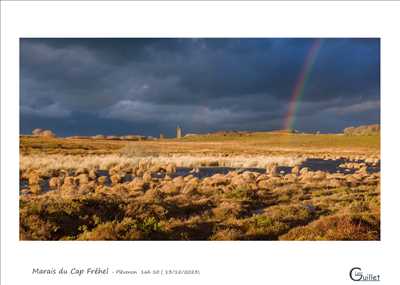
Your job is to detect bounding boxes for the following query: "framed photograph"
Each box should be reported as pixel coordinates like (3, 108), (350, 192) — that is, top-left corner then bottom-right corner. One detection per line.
(1, 1), (399, 284)
(19, 37), (381, 242)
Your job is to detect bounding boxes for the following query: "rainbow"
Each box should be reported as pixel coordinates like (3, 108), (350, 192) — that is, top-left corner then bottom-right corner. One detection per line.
(283, 39), (322, 131)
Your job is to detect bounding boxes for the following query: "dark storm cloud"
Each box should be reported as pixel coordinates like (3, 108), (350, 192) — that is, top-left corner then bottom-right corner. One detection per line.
(20, 38), (380, 136)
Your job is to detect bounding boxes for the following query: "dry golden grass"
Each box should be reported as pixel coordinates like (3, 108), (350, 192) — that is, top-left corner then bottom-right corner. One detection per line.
(20, 136), (123, 155)
(19, 131), (380, 241)
(20, 132), (380, 157)
(19, 164), (380, 240)
(20, 154), (305, 175)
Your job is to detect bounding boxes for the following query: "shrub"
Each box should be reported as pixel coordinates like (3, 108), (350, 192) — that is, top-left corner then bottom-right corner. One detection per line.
(32, 128), (44, 136)
(344, 124), (380, 136)
(279, 213), (380, 240)
(31, 128), (56, 137)
(41, 130), (56, 138)
(77, 218), (142, 240)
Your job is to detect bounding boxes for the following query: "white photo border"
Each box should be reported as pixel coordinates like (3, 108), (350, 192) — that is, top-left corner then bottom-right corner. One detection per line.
(1, 1), (399, 285)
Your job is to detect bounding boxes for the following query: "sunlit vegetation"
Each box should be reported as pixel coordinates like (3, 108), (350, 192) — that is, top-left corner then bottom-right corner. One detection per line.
(20, 131), (380, 240)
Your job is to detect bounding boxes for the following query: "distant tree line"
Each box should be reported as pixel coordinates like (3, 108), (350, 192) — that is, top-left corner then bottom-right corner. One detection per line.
(343, 124), (380, 136)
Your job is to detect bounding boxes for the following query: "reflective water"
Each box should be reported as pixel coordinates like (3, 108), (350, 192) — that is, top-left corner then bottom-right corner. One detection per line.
(20, 158), (380, 192)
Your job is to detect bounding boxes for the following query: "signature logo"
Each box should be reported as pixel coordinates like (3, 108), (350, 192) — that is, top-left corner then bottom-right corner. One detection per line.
(350, 267), (380, 282)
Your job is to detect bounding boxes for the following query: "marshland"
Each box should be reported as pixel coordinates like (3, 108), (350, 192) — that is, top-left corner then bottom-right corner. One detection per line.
(20, 128), (380, 240)
(20, 37), (380, 241)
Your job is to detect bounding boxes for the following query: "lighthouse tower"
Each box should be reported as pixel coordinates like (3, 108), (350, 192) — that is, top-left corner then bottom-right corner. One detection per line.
(176, 126), (182, 139)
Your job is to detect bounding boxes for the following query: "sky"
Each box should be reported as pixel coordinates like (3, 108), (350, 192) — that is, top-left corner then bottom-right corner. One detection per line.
(20, 38), (380, 137)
